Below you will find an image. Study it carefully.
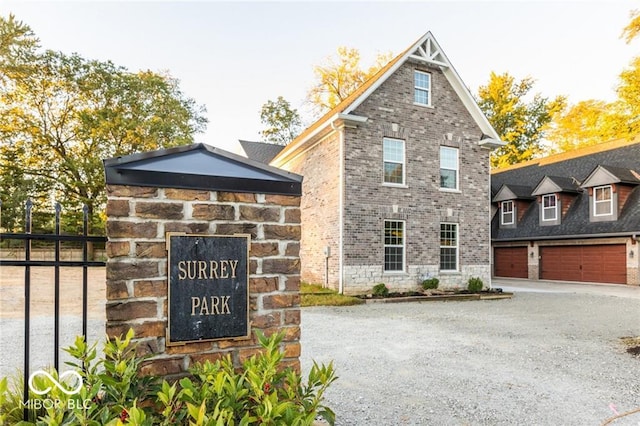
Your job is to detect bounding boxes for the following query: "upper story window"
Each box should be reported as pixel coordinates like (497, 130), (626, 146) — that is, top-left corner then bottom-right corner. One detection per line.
(384, 220), (405, 272)
(542, 194), (557, 221)
(501, 201), (514, 225)
(594, 185), (613, 216)
(414, 70), (431, 106)
(383, 137), (405, 185)
(440, 146), (458, 190)
(440, 223), (458, 271)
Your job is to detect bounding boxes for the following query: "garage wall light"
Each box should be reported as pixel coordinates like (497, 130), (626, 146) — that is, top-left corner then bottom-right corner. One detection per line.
(630, 250), (634, 258)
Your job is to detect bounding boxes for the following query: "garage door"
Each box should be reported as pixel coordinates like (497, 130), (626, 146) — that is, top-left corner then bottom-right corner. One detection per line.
(494, 247), (528, 278)
(540, 245), (626, 284)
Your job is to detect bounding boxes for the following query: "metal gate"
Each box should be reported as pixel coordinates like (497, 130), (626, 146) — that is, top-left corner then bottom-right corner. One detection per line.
(0, 199), (106, 416)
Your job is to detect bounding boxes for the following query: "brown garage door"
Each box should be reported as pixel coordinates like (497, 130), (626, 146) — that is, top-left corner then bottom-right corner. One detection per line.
(494, 247), (528, 278)
(540, 245), (626, 284)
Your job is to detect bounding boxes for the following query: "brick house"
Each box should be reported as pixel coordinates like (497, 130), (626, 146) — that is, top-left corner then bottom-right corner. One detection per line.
(263, 32), (503, 294)
(491, 138), (640, 285)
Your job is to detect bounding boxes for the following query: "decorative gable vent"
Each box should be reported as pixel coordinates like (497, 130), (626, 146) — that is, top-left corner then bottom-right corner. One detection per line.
(409, 37), (448, 67)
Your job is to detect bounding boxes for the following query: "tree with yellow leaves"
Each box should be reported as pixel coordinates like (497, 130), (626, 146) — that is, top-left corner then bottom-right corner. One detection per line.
(548, 9), (640, 153)
(307, 47), (393, 114)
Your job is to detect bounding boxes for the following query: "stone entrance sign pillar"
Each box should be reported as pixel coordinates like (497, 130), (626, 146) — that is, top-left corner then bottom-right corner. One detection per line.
(103, 143), (303, 376)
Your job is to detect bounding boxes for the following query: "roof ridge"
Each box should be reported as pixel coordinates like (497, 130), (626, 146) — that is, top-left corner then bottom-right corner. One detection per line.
(492, 136), (640, 174)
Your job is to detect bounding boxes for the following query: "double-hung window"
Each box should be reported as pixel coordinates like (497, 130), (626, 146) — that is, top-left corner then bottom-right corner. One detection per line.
(542, 194), (557, 221)
(440, 223), (458, 271)
(384, 220), (404, 272)
(440, 146), (458, 190)
(383, 137), (405, 185)
(414, 70), (431, 106)
(501, 201), (514, 225)
(594, 185), (613, 216)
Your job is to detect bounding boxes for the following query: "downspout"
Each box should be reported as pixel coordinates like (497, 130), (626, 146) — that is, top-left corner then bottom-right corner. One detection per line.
(331, 120), (345, 294)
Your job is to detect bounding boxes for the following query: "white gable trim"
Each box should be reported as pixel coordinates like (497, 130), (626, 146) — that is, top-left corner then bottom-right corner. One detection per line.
(344, 31), (501, 143)
(270, 113), (367, 168)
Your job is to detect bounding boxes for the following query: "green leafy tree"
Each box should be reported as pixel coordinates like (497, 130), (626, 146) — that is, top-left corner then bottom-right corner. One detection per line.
(307, 46), (393, 114)
(260, 96), (302, 145)
(0, 15), (207, 232)
(476, 72), (566, 168)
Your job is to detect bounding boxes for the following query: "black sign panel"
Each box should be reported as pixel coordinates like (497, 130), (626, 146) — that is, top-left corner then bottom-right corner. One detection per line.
(167, 233), (250, 344)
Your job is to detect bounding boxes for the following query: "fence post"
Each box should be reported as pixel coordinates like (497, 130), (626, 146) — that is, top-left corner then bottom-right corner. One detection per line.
(54, 203), (61, 370)
(23, 199), (32, 421)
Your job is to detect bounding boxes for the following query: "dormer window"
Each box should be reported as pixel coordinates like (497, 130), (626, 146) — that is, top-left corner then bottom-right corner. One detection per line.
(542, 194), (557, 221)
(414, 70), (431, 106)
(593, 185), (613, 216)
(501, 201), (514, 225)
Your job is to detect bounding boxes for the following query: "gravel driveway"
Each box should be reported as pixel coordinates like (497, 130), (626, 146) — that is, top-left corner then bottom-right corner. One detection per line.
(300, 283), (640, 425)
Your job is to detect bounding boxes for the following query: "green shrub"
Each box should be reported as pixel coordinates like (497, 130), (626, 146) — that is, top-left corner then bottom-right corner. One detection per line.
(0, 330), (337, 425)
(372, 283), (389, 297)
(467, 277), (484, 293)
(158, 331), (337, 425)
(421, 277), (439, 290)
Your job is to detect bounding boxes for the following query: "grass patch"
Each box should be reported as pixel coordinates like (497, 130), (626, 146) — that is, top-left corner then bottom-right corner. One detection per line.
(301, 283), (364, 307)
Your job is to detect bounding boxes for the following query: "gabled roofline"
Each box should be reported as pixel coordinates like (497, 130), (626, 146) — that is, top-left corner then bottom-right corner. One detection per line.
(104, 143), (302, 195)
(271, 31), (502, 167)
(580, 164), (640, 188)
(492, 184), (535, 202)
(270, 113), (367, 167)
(344, 32), (500, 142)
(531, 175), (581, 196)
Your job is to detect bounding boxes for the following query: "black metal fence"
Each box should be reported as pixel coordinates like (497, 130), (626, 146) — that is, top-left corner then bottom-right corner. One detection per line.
(0, 199), (106, 415)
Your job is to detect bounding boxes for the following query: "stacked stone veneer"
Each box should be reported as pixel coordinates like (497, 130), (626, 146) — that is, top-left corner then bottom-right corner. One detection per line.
(105, 185), (302, 377)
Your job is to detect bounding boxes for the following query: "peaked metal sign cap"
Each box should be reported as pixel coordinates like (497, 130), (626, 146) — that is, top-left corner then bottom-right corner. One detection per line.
(103, 143), (302, 195)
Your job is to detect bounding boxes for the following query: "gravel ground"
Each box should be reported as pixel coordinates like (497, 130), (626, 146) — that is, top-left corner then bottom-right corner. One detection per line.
(300, 291), (640, 426)
(2, 276), (639, 425)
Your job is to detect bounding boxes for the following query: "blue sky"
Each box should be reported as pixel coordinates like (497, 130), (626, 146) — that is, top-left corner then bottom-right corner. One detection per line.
(1, 1), (637, 151)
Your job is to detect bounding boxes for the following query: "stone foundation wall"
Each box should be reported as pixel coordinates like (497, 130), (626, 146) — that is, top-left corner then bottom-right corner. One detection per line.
(342, 264), (491, 295)
(105, 185), (301, 377)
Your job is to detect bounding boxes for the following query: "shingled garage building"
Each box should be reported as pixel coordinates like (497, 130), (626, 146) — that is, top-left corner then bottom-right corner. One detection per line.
(491, 138), (640, 285)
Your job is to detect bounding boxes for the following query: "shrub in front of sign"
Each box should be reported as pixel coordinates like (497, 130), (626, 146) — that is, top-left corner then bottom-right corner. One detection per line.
(157, 331), (336, 425)
(0, 330), (337, 425)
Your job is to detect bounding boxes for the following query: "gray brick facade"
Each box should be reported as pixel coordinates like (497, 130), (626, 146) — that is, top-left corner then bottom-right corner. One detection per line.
(272, 32), (500, 294)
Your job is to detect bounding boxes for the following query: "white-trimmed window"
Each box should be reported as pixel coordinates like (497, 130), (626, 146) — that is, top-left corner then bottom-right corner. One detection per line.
(501, 201), (514, 225)
(594, 185), (613, 216)
(542, 194), (557, 221)
(440, 146), (458, 190)
(414, 70), (431, 106)
(383, 137), (405, 185)
(440, 223), (458, 271)
(384, 220), (405, 272)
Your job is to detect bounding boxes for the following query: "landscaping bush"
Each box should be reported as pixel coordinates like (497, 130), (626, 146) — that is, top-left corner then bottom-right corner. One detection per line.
(467, 277), (484, 293)
(421, 277), (439, 290)
(372, 283), (389, 297)
(0, 329), (337, 425)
